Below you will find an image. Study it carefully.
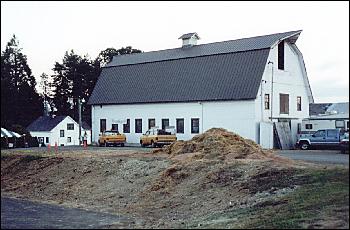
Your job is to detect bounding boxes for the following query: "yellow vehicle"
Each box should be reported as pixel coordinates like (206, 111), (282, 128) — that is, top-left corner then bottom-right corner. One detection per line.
(140, 127), (177, 148)
(98, 130), (126, 147)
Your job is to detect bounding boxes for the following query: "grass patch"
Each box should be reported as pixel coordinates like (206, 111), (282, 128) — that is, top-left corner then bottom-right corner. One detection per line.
(242, 167), (349, 229)
(185, 167), (349, 229)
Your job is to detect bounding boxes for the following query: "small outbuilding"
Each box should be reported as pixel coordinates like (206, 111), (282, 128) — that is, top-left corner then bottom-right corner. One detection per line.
(27, 115), (91, 146)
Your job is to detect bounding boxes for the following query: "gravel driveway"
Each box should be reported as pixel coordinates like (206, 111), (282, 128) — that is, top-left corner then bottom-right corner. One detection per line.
(276, 150), (349, 166)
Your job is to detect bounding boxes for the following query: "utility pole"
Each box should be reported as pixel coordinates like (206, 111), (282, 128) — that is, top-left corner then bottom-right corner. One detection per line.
(78, 97), (82, 145)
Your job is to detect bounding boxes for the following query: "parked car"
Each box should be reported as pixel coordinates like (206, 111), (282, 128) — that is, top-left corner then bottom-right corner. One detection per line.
(296, 128), (348, 150)
(98, 130), (126, 147)
(339, 132), (349, 154)
(140, 127), (177, 148)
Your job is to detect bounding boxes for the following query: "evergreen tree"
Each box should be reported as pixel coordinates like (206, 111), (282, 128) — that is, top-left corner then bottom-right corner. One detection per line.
(1, 35), (42, 128)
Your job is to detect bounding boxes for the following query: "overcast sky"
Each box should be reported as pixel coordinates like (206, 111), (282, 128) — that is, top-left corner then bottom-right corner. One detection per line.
(1, 1), (349, 103)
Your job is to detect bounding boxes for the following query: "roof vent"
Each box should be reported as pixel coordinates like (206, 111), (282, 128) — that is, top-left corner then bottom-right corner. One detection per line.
(178, 32), (200, 48)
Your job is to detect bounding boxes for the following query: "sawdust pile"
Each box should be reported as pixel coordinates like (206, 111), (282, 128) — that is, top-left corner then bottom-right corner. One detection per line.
(153, 128), (275, 161)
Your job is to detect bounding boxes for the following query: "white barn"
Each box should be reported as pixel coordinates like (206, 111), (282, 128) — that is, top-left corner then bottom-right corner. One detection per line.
(27, 115), (92, 146)
(88, 30), (313, 149)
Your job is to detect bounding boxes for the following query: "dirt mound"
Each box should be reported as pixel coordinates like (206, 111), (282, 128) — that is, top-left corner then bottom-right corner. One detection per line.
(153, 128), (274, 161)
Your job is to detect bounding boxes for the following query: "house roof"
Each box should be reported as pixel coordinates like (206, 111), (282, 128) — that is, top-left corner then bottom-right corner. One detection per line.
(88, 30), (302, 105)
(27, 116), (67, 132)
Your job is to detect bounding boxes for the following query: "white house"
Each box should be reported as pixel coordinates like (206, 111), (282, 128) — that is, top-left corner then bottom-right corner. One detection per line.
(27, 115), (91, 146)
(88, 30), (313, 149)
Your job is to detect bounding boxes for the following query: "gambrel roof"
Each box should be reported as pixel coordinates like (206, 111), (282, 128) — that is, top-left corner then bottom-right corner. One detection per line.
(88, 30), (302, 105)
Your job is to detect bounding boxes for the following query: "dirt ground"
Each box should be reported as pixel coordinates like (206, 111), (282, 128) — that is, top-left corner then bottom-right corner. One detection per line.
(1, 129), (349, 228)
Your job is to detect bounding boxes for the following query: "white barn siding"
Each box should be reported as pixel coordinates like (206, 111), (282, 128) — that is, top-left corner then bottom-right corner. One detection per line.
(91, 100), (257, 144)
(255, 42), (311, 145)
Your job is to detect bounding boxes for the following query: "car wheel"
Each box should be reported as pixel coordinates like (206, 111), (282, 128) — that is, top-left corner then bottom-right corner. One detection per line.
(151, 140), (156, 148)
(300, 142), (310, 150)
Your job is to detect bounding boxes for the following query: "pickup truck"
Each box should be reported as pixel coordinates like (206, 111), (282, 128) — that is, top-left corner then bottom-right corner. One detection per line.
(140, 128), (177, 148)
(98, 130), (126, 147)
(296, 128), (348, 150)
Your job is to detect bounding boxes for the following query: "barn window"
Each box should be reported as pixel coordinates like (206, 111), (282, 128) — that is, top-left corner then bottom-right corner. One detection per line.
(123, 119), (130, 133)
(305, 124), (313, 129)
(67, 123), (74, 130)
(162, 119), (169, 130)
(191, 118), (200, 134)
(297, 96), (302, 111)
(278, 41), (284, 70)
(148, 119), (156, 129)
(111, 124), (118, 131)
(176, 118), (184, 134)
(280, 93), (289, 114)
(100, 119), (106, 133)
(264, 94), (270, 110)
(135, 119), (142, 133)
(60, 130), (65, 137)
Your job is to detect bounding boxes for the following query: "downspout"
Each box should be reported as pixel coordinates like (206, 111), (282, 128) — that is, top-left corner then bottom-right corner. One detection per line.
(268, 61), (274, 121)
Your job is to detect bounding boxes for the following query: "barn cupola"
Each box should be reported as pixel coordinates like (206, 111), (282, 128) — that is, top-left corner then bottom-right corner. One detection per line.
(178, 32), (200, 48)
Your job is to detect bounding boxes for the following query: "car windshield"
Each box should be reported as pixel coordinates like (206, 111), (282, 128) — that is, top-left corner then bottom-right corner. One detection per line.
(105, 131), (119, 135)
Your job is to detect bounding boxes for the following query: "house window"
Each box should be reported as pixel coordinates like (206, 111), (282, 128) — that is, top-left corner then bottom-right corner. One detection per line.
(191, 118), (200, 134)
(162, 119), (169, 130)
(280, 93), (289, 114)
(67, 123), (74, 130)
(123, 119), (130, 133)
(176, 118), (184, 134)
(278, 41), (284, 70)
(60, 130), (64, 137)
(100, 119), (106, 133)
(46, 137), (49, 143)
(38, 137), (44, 144)
(305, 124), (313, 129)
(67, 137), (71, 143)
(297, 96), (302, 111)
(148, 119), (156, 129)
(135, 119), (142, 133)
(264, 94), (270, 110)
(111, 124), (118, 131)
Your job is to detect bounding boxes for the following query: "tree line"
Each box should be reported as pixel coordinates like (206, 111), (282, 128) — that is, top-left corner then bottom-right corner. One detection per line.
(1, 35), (142, 134)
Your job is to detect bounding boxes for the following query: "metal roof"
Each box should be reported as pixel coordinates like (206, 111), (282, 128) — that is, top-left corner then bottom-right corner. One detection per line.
(88, 49), (270, 105)
(106, 30), (301, 67)
(27, 116), (67, 132)
(88, 30), (302, 105)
